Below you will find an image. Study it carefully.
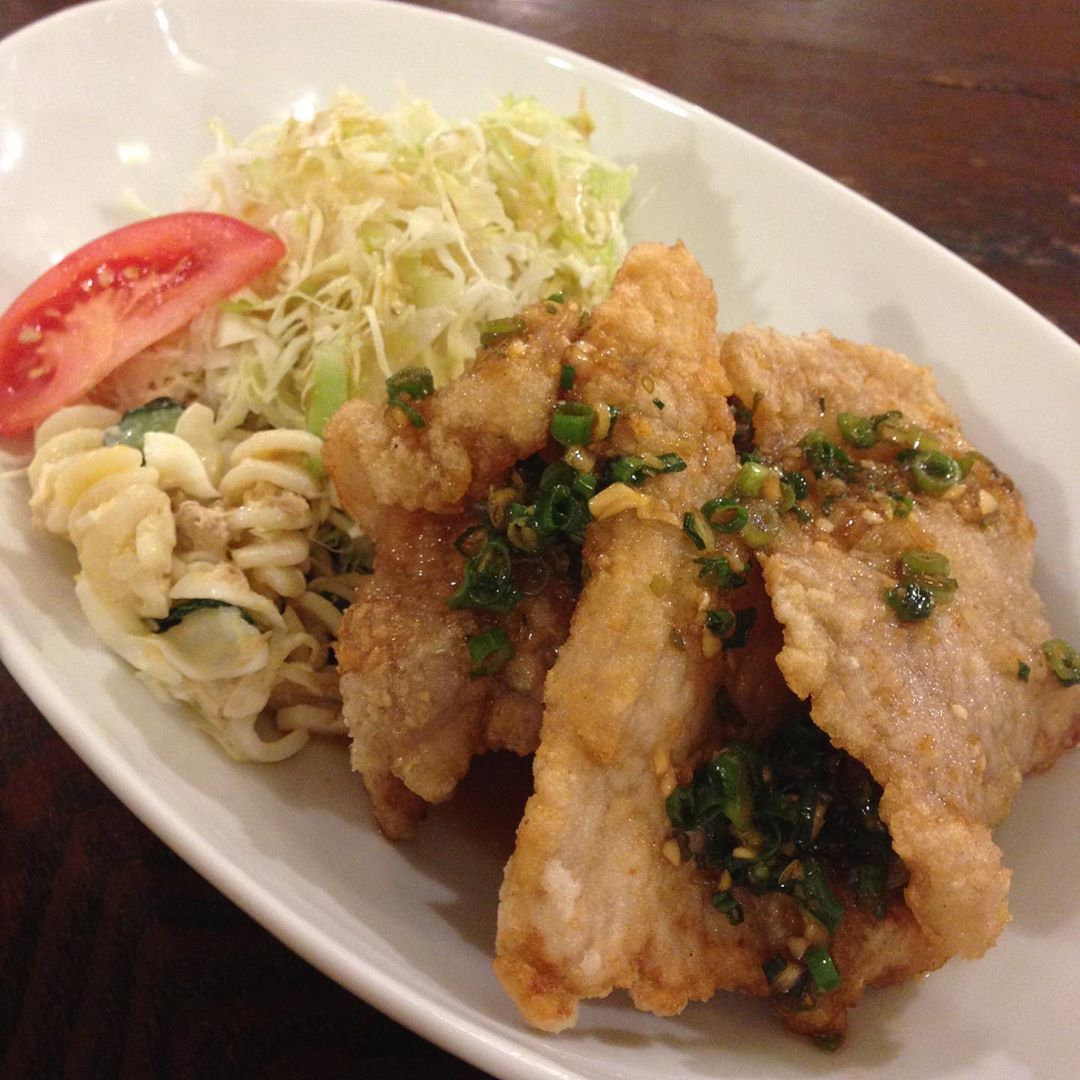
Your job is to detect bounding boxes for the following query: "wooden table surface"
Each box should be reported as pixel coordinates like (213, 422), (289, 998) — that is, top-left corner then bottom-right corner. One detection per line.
(1, 2), (1077, 1077)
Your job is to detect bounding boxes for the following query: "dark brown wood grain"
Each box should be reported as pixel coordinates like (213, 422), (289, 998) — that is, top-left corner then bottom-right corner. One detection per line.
(1, 2), (1077, 1077)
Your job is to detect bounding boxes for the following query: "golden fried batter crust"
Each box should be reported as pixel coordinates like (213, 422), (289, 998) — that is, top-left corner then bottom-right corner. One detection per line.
(495, 242), (766, 1030)
(325, 300), (586, 837)
(720, 325), (1080, 962)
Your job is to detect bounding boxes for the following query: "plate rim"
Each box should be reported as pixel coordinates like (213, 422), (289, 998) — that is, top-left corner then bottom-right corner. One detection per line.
(1, 3), (1077, 1080)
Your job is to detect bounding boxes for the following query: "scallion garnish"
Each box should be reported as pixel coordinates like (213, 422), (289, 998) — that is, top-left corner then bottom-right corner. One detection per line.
(792, 857), (845, 935)
(781, 470), (809, 501)
(653, 398), (665, 410)
(550, 401), (596, 446)
(701, 497), (748, 533)
(898, 548), (957, 602)
(682, 512), (709, 550)
(536, 483), (590, 540)
(467, 627), (514, 676)
(885, 581), (935, 622)
(559, 363), (576, 391)
(479, 314), (526, 347)
(386, 366), (435, 427)
(906, 449), (962, 494)
(448, 536), (522, 614)
(888, 490), (914, 518)
(763, 955), (787, 984)
(740, 501), (781, 550)
(735, 459), (771, 497)
(799, 429), (860, 481)
(656, 452), (686, 473)
(695, 556), (747, 591)
(608, 452), (685, 486)
(665, 713), (903, 996)
(726, 608), (757, 650)
(571, 471), (598, 500)
(711, 890), (744, 925)
(1017, 660), (1031, 681)
(837, 412), (878, 448)
(803, 944), (842, 993)
(705, 609), (735, 636)
(1043, 638), (1080, 686)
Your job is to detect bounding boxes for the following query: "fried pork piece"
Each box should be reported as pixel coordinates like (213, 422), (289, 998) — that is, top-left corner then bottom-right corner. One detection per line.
(326, 300), (586, 523)
(324, 300), (585, 838)
(720, 325), (1080, 978)
(495, 242), (773, 1029)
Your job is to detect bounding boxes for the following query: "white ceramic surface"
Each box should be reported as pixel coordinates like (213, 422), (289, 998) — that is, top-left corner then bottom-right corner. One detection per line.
(1, 3), (1078, 1078)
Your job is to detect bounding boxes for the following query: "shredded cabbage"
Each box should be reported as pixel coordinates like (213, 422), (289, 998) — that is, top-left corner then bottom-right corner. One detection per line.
(130, 92), (634, 432)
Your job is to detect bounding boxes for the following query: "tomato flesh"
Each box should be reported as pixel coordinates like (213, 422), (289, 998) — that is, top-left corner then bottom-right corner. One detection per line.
(0, 212), (286, 435)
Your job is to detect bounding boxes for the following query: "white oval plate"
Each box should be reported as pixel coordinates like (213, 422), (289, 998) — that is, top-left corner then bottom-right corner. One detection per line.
(1, 3), (1077, 1078)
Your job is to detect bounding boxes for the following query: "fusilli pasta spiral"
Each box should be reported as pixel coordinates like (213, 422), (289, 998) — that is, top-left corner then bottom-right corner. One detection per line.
(27, 401), (366, 762)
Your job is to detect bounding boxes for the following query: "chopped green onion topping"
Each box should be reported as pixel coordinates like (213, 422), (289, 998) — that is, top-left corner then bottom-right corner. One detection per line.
(448, 537), (522, 614)
(152, 598), (256, 633)
(836, 409), (902, 449)
(803, 944), (841, 993)
(550, 401), (596, 446)
(536, 483), (590, 540)
(885, 547), (958, 623)
(1043, 638), (1080, 686)
(736, 459), (771, 497)
(666, 713), (902, 988)
(899, 548), (957, 600)
(701, 497), (748, 534)
(682, 512), (709, 550)
(763, 955), (787, 984)
(730, 396), (757, 457)
(726, 608), (757, 650)
(889, 490), (914, 518)
(467, 627), (514, 676)
(956, 451), (991, 478)
(799, 429), (860, 481)
(878, 416), (939, 451)
(711, 890), (744, 925)
(571, 471), (598, 500)
(545, 291), (565, 304)
(104, 397), (184, 451)
(695, 556), (747, 591)
(906, 449), (962, 494)
(559, 363), (576, 391)
(740, 501), (781, 550)
(608, 452), (685, 486)
(479, 314), (525, 347)
(793, 857), (845, 935)
(781, 470), (809, 501)
(653, 398), (665, 410)
(1017, 660), (1031, 681)
(655, 452), (687, 473)
(453, 525), (487, 557)
(885, 581), (935, 622)
(386, 366), (435, 428)
(837, 412), (877, 448)
(705, 609), (735, 636)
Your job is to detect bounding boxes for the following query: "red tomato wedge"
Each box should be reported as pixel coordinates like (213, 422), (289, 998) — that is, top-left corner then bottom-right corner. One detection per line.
(0, 212), (286, 436)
